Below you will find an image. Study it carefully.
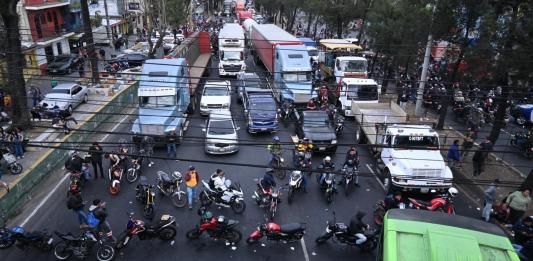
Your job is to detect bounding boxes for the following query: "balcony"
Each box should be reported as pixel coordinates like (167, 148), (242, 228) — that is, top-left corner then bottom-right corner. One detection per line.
(25, 0), (69, 10)
(34, 24), (75, 45)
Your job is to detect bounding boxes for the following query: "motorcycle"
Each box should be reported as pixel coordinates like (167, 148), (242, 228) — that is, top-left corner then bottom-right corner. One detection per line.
(287, 171), (304, 204)
(246, 222), (306, 244)
(278, 100), (294, 127)
(408, 196), (456, 214)
(254, 182), (283, 221)
(0, 148), (23, 175)
(199, 179), (246, 214)
(0, 224), (53, 251)
(108, 166), (123, 195)
(315, 211), (378, 252)
(126, 150), (145, 183)
(54, 229), (115, 261)
(156, 171), (187, 208)
(341, 162), (359, 196)
(67, 171), (86, 196)
(510, 130), (533, 159)
(186, 207), (242, 243)
(115, 213), (177, 249)
(135, 176), (156, 218)
(334, 113), (345, 137)
(271, 152), (286, 179)
(318, 172), (336, 203)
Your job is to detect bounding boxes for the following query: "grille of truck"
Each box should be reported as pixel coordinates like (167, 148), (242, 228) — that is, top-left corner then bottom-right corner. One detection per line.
(142, 125), (165, 135)
(223, 65), (241, 72)
(253, 121), (275, 126)
(207, 104), (223, 109)
(215, 143), (229, 147)
(411, 168), (442, 177)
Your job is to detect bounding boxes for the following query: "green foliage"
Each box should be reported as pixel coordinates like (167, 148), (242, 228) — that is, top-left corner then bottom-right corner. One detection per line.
(166, 0), (187, 28)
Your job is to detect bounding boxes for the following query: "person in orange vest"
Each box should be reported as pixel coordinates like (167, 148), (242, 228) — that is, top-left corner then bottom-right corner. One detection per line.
(185, 166), (200, 210)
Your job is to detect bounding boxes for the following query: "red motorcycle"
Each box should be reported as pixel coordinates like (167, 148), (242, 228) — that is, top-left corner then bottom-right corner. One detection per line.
(408, 196), (455, 214)
(246, 222), (306, 244)
(185, 208), (242, 243)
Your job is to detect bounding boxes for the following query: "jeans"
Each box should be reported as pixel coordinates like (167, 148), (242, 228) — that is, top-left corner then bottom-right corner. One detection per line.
(167, 143), (177, 158)
(187, 186), (197, 207)
(481, 201), (492, 222)
(92, 161), (104, 178)
(74, 209), (87, 225)
(14, 142), (23, 157)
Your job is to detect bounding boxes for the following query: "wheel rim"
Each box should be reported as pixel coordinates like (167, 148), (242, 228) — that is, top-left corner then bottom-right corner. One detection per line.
(159, 228), (176, 240)
(127, 170), (137, 183)
(517, 117), (526, 125)
(96, 245), (115, 261)
(186, 229), (200, 239)
(172, 193), (187, 208)
(199, 192), (210, 206)
(226, 230), (242, 243)
(54, 242), (70, 260)
(232, 201), (246, 213)
(0, 239), (14, 249)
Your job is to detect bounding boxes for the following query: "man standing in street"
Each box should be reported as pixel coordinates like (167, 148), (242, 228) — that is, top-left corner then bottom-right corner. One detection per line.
(166, 131), (177, 158)
(447, 139), (461, 168)
(185, 166), (200, 210)
(89, 142), (104, 179)
(142, 136), (155, 167)
(482, 179), (499, 222)
(472, 137), (493, 176)
(66, 190), (87, 228)
(28, 85), (41, 107)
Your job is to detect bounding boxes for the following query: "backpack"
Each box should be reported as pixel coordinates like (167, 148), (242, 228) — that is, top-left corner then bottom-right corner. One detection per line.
(66, 194), (81, 210)
(87, 210), (100, 228)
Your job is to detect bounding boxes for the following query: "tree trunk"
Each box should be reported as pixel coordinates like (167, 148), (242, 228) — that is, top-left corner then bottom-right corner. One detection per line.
(287, 8), (298, 33)
(336, 15), (343, 38)
(305, 13), (314, 36)
(0, 0), (30, 128)
(80, 0), (99, 84)
(312, 16), (320, 38)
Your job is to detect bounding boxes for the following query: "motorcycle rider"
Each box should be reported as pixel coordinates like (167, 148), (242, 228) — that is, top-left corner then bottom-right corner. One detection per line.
(344, 146), (360, 168)
(318, 156), (336, 185)
(349, 211), (370, 245)
(267, 136), (283, 166)
(261, 168), (277, 192)
(306, 98), (317, 110)
(293, 153), (309, 192)
(384, 191), (406, 210)
(104, 151), (122, 177)
(65, 151), (84, 174)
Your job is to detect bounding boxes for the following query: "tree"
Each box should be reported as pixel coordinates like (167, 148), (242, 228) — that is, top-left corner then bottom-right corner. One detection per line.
(0, 0), (30, 127)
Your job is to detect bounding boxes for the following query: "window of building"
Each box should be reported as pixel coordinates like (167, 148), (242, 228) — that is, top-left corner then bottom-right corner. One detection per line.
(47, 12), (52, 22)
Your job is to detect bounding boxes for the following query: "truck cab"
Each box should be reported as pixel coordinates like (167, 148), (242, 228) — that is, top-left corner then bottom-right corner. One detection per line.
(333, 56), (368, 83)
(298, 37), (319, 64)
(200, 80), (231, 116)
(318, 39), (367, 83)
(131, 59), (190, 144)
(218, 23), (246, 76)
(242, 88), (278, 134)
(294, 110), (337, 153)
(379, 125), (453, 193)
(339, 78), (381, 116)
(272, 45), (314, 104)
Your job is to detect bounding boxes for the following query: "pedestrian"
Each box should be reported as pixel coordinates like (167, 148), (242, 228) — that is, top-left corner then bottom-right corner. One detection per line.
(28, 85), (41, 107)
(89, 142), (105, 179)
(399, 94), (408, 111)
(447, 140), (461, 168)
(185, 166), (200, 210)
(142, 136), (155, 167)
(506, 188), (532, 225)
(123, 34), (129, 49)
(166, 131), (177, 158)
(0, 89), (5, 109)
(513, 216), (533, 245)
(78, 62), (84, 78)
(461, 130), (475, 159)
(50, 77), (58, 88)
(8, 129), (23, 159)
(481, 179), (499, 222)
(15, 127), (26, 153)
(99, 49), (106, 60)
(66, 189), (87, 228)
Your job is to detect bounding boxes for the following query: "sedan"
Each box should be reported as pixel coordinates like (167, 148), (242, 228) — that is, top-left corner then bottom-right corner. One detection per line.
(39, 83), (88, 113)
(203, 110), (239, 154)
(47, 54), (82, 75)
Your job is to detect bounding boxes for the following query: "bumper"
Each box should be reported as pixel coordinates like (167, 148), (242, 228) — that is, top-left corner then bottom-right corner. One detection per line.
(392, 182), (451, 194)
(248, 123), (278, 133)
(219, 69), (241, 77)
(312, 143), (337, 153)
(48, 68), (69, 75)
(205, 144), (239, 154)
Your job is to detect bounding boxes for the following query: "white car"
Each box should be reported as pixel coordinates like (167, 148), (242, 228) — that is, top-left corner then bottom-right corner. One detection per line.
(200, 80), (231, 116)
(39, 83), (88, 113)
(204, 110), (239, 154)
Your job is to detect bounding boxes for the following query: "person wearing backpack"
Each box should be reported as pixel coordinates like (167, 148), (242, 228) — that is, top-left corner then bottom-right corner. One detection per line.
(66, 190), (87, 228)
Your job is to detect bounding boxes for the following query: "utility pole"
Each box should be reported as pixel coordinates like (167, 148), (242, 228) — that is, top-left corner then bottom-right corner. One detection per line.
(103, 0), (112, 43)
(414, 34), (432, 116)
(81, 0), (100, 84)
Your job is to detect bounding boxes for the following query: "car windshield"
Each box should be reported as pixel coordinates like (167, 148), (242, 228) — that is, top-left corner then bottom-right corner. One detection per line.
(346, 84), (378, 100)
(304, 114), (329, 127)
(222, 51), (241, 61)
(308, 50), (318, 56)
(53, 56), (71, 63)
(282, 72), (312, 82)
(250, 101), (275, 112)
(49, 89), (71, 94)
(208, 120), (235, 135)
(244, 77), (261, 88)
(393, 135), (439, 149)
(139, 95), (175, 108)
(339, 60), (367, 73)
(204, 86), (229, 96)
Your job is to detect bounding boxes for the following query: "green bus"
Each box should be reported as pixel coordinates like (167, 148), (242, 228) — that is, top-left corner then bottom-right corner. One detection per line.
(378, 209), (520, 261)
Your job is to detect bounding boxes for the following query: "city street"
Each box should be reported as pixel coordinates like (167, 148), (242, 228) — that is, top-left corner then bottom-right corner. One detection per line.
(3, 54), (481, 261)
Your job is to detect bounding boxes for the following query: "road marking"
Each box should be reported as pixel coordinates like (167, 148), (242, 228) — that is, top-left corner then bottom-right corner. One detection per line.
(300, 238), (310, 261)
(366, 163), (385, 191)
(20, 116), (129, 227)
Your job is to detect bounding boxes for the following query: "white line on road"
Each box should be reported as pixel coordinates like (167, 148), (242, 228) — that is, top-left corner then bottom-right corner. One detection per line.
(20, 115), (130, 227)
(366, 163), (385, 191)
(300, 238), (310, 261)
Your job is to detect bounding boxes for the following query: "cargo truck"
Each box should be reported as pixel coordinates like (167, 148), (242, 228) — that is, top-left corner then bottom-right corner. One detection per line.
(250, 24), (314, 105)
(218, 23), (246, 76)
(298, 37), (319, 64)
(351, 101), (453, 193)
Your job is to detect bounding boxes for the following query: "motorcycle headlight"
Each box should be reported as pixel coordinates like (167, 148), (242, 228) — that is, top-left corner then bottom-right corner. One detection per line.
(331, 139), (337, 144)
(325, 179), (332, 185)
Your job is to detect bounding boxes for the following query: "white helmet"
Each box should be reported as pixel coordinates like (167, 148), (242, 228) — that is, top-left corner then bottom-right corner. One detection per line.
(324, 156), (331, 162)
(447, 187), (459, 197)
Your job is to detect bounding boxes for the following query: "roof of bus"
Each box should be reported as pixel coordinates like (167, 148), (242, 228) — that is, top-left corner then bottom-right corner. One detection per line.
(383, 209), (519, 261)
(319, 39), (362, 50)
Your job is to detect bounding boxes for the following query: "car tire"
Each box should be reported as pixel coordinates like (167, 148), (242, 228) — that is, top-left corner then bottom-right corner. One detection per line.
(516, 116), (526, 125)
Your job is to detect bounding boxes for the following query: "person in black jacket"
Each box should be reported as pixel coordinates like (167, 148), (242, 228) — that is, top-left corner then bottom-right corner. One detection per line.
(261, 168), (277, 191)
(89, 142), (104, 178)
(65, 151), (83, 173)
(349, 211), (369, 245)
(66, 190), (87, 228)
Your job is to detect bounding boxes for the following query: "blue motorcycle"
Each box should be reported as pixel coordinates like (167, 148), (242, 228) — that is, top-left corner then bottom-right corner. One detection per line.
(511, 104), (533, 125)
(0, 225), (53, 251)
(510, 130), (533, 159)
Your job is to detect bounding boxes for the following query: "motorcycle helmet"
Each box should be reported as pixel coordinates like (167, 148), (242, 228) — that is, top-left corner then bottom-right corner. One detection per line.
(189, 166), (196, 171)
(173, 171), (183, 181)
(297, 151), (305, 159)
(202, 211), (213, 220)
(447, 187), (459, 197)
(273, 136), (280, 142)
(217, 215), (226, 223)
(69, 150), (79, 157)
(324, 156), (331, 162)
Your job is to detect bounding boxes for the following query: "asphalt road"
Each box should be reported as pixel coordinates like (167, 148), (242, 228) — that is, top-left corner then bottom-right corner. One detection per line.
(3, 45), (483, 261)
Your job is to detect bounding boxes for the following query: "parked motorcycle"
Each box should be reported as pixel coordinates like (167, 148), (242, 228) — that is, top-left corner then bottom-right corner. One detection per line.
(341, 161), (359, 196)
(408, 196), (456, 214)
(126, 149), (145, 183)
(254, 182), (283, 221)
(108, 166), (123, 195)
(510, 130), (533, 159)
(0, 225), (53, 251)
(186, 207), (242, 243)
(135, 176), (156, 218)
(315, 212), (378, 252)
(115, 213), (177, 249)
(156, 171), (187, 208)
(246, 222), (306, 244)
(53, 229), (115, 261)
(199, 179), (246, 214)
(0, 147), (23, 175)
(287, 171), (304, 204)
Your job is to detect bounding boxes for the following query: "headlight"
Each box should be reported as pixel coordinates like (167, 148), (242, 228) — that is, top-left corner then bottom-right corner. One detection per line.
(242, 64), (246, 70)
(200, 104), (208, 109)
(248, 115), (253, 125)
(331, 139), (337, 144)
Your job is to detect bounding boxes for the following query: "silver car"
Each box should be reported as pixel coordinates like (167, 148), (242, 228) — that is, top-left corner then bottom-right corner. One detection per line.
(203, 110), (239, 154)
(39, 83), (89, 113)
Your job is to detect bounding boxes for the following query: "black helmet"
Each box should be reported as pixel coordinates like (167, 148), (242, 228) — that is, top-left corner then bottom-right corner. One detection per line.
(189, 166), (195, 171)
(265, 168), (274, 173)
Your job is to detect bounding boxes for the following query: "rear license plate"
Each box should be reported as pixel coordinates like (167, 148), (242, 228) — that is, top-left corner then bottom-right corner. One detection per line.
(261, 128), (267, 131)
(319, 147), (326, 151)
(420, 188), (429, 193)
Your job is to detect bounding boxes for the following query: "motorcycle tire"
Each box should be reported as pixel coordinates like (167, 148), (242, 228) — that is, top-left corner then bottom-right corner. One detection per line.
(0, 237), (14, 249)
(115, 232), (130, 250)
(35, 238), (53, 252)
(246, 236), (259, 244)
(224, 229), (242, 243)
(186, 228), (201, 239)
(126, 169), (138, 183)
(287, 188), (294, 205)
(345, 182), (351, 197)
(144, 205), (154, 219)
(199, 192), (212, 206)
(158, 227), (177, 241)
(109, 184), (120, 195)
(267, 206), (276, 221)
(9, 163), (23, 175)
(315, 233), (331, 244)
(326, 192), (333, 204)
(360, 238), (378, 252)
(53, 242), (71, 260)
(96, 244), (115, 261)
(171, 192), (187, 208)
(231, 200), (246, 214)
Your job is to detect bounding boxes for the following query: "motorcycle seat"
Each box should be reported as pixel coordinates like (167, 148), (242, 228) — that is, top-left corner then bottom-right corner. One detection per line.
(160, 172), (173, 183)
(139, 176), (149, 186)
(280, 223), (305, 233)
(54, 231), (79, 241)
(412, 199), (432, 207)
